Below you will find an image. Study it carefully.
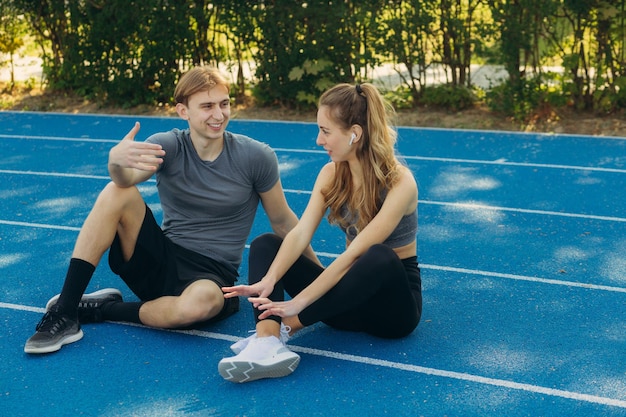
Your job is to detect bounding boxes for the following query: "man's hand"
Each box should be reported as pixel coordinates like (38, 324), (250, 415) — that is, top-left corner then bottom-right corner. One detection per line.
(109, 122), (165, 172)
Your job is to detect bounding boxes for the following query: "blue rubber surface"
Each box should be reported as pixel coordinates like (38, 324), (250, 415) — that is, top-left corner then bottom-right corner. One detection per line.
(1, 111), (625, 416)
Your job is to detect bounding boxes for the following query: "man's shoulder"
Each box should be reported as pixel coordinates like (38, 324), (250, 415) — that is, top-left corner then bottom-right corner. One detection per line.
(225, 131), (266, 147)
(147, 128), (188, 144)
(225, 131), (274, 155)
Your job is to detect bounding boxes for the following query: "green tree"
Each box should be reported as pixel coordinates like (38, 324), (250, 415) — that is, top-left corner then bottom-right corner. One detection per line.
(15, 0), (199, 105)
(486, 0), (559, 117)
(436, 0), (484, 87)
(0, 0), (29, 90)
(252, 0), (383, 107)
(377, 0), (436, 104)
(545, 0), (626, 111)
(8, 0), (626, 115)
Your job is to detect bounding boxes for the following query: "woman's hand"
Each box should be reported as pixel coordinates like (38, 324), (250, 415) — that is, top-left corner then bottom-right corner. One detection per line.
(222, 279), (275, 300)
(248, 298), (304, 320)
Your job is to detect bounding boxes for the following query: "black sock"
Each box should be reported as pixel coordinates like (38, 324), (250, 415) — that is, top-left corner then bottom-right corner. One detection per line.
(101, 301), (143, 324)
(54, 258), (96, 316)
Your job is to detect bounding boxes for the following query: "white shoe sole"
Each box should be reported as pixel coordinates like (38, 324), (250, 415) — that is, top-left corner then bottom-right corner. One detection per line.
(218, 352), (300, 383)
(24, 329), (84, 354)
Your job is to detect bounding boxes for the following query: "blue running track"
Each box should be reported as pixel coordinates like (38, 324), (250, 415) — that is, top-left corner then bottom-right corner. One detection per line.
(1, 111), (625, 416)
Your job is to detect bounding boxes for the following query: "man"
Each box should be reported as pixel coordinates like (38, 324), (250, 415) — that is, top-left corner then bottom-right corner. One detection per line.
(25, 66), (318, 354)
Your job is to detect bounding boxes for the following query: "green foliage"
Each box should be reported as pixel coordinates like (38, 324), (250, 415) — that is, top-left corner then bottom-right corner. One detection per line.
(592, 75), (626, 113)
(485, 74), (566, 121)
(12, 0), (208, 106)
(250, 0), (383, 106)
(5, 0), (626, 117)
(382, 86), (414, 110)
(0, 8), (25, 54)
(376, 0), (436, 103)
(0, 0), (28, 87)
(419, 84), (476, 111)
(288, 59), (335, 106)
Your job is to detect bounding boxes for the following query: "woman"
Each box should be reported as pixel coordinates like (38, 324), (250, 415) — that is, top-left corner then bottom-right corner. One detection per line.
(218, 83), (422, 383)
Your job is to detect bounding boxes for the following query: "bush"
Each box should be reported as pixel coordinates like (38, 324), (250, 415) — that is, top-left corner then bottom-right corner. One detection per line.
(419, 84), (475, 111)
(382, 86), (414, 110)
(485, 75), (566, 121)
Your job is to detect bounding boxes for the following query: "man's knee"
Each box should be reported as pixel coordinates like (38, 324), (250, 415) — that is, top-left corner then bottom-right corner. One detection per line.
(98, 182), (142, 208)
(177, 281), (225, 323)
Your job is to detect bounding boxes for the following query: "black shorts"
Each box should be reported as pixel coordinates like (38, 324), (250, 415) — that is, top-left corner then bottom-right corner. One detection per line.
(108, 205), (239, 322)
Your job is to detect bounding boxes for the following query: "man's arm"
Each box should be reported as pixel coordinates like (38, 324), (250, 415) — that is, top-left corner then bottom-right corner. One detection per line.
(108, 122), (165, 187)
(259, 179), (322, 266)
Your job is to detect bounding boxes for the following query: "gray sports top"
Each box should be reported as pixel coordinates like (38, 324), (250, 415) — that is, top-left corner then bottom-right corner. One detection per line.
(339, 204), (417, 248)
(147, 129), (279, 273)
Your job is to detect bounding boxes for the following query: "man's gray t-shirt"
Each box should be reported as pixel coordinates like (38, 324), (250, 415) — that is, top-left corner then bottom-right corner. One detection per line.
(146, 128), (279, 273)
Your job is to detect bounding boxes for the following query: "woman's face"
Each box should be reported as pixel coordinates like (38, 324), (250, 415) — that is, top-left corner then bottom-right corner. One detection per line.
(316, 105), (354, 163)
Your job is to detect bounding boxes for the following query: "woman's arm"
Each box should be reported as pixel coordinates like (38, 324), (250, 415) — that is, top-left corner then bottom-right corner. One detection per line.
(253, 165), (418, 319)
(258, 178), (321, 265)
(259, 162), (334, 285)
(222, 162), (333, 300)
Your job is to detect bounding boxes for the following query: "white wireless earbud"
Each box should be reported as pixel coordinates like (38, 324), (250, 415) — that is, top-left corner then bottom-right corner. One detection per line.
(349, 133), (356, 146)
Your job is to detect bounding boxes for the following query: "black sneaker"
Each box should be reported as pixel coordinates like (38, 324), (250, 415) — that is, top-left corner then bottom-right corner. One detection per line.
(24, 309), (83, 354)
(46, 288), (123, 323)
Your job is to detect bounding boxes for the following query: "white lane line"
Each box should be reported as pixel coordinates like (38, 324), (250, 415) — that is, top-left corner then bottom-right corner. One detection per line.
(0, 219), (80, 231)
(289, 346), (626, 410)
(0, 169), (157, 183)
(277, 234), (622, 293)
(5, 305), (624, 410)
(401, 155), (626, 174)
(1, 302), (42, 313)
(0, 169), (111, 180)
(1, 170), (624, 222)
(2, 218), (625, 294)
(420, 264), (626, 294)
(0, 134), (118, 143)
(284, 188), (312, 195)
(2, 135), (625, 173)
(274, 148), (626, 174)
(423, 200), (626, 223)
(313, 252), (626, 293)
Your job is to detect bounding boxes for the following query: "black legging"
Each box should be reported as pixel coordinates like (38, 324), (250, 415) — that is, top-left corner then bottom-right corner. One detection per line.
(248, 233), (422, 339)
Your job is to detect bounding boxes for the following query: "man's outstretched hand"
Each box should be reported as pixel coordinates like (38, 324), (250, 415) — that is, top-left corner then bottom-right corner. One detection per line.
(109, 122), (165, 172)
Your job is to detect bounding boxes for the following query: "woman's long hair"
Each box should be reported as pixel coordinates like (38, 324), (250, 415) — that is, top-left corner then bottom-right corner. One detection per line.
(320, 83), (400, 233)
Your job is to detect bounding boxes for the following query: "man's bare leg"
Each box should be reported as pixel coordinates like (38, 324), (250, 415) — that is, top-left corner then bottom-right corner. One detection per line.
(73, 182), (147, 266)
(24, 182), (147, 354)
(138, 280), (225, 328)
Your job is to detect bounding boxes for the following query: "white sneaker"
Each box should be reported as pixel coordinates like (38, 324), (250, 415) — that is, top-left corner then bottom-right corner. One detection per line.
(218, 335), (300, 383)
(230, 323), (292, 354)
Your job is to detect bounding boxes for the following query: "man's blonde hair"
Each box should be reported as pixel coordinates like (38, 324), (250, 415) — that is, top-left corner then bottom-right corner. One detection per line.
(174, 67), (230, 106)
